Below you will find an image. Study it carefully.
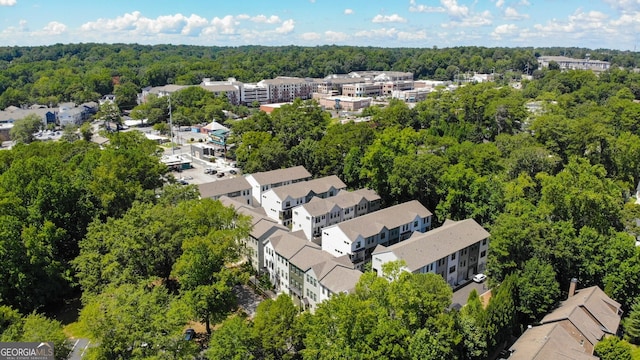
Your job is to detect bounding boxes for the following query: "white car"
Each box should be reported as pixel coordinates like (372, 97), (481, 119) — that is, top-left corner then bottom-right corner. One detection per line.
(473, 273), (487, 283)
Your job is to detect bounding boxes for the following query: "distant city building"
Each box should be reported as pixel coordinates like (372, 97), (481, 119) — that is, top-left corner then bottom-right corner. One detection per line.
(537, 55), (610, 71)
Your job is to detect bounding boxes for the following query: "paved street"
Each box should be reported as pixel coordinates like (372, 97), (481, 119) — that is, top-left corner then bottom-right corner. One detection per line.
(68, 338), (91, 360)
(451, 279), (489, 309)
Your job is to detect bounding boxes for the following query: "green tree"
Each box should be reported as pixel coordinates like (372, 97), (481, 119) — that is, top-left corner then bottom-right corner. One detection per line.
(96, 101), (122, 130)
(624, 301), (640, 344)
(594, 336), (633, 360)
(207, 316), (256, 360)
(517, 258), (560, 322)
(252, 295), (302, 359)
(1, 313), (70, 360)
(10, 114), (42, 144)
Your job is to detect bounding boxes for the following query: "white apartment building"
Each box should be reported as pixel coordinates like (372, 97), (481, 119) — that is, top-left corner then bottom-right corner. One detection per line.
(537, 55), (610, 71)
(261, 175), (347, 226)
(245, 166), (312, 205)
(321, 200), (433, 270)
(371, 218), (490, 286)
(291, 189), (381, 240)
(58, 102), (83, 127)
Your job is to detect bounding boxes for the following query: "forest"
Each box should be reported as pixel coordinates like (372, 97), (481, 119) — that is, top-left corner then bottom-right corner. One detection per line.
(1, 44), (640, 359)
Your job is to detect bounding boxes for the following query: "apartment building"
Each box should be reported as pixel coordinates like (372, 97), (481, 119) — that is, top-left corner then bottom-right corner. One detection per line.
(198, 177), (253, 205)
(321, 200), (433, 270)
(219, 196), (287, 274)
(258, 77), (313, 103)
(291, 189), (381, 240)
(304, 256), (361, 311)
(200, 78), (242, 105)
(245, 166), (312, 205)
(261, 175), (347, 226)
(241, 83), (270, 105)
(264, 230), (319, 294)
(342, 83), (383, 98)
(371, 218), (490, 286)
(537, 55), (610, 71)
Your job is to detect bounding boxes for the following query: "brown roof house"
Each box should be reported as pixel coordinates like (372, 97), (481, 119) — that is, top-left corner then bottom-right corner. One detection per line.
(509, 280), (623, 360)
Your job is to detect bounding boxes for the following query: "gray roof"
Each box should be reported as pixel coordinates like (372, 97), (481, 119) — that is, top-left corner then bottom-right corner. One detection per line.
(372, 218), (490, 271)
(289, 246), (333, 271)
(248, 166), (311, 186)
(198, 177), (251, 198)
(270, 175), (346, 201)
(541, 286), (621, 343)
(0, 107), (54, 122)
(218, 196), (286, 239)
(270, 231), (317, 260)
(331, 200), (432, 241)
(311, 258), (361, 294)
(200, 84), (239, 92)
(260, 76), (309, 85)
(509, 323), (598, 360)
(298, 189), (379, 217)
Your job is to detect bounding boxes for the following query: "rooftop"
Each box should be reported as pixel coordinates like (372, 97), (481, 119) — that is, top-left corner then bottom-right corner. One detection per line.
(269, 175), (346, 201)
(248, 165), (311, 186)
(198, 177), (252, 199)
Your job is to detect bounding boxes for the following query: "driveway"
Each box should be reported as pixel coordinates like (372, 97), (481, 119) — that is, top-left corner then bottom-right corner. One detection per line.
(233, 284), (266, 318)
(68, 338), (92, 360)
(451, 279), (489, 310)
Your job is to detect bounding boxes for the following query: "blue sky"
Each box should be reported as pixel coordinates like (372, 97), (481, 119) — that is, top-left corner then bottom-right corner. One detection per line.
(1, 0), (639, 50)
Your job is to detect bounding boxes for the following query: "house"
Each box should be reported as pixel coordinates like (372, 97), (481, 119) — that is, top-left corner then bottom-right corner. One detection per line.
(288, 241), (334, 307)
(321, 200), (433, 270)
(371, 218), (490, 286)
(264, 230), (318, 294)
(291, 189), (381, 241)
(198, 177), (253, 205)
(219, 196), (287, 273)
(304, 256), (361, 311)
(509, 281), (623, 360)
(261, 175), (347, 226)
(245, 166), (312, 205)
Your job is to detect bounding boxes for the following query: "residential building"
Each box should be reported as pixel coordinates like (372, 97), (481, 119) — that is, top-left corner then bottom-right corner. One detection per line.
(391, 88), (432, 103)
(0, 106), (57, 127)
(258, 77), (313, 103)
(219, 196), (287, 273)
(304, 256), (361, 311)
(321, 200), (433, 270)
(200, 78), (241, 105)
(246, 166), (312, 205)
(291, 189), (381, 241)
(288, 242), (334, 307)
(537, 55), (611, 71)
(264, 230), (317, 294)
(261, 175), (347, 226)
(342, 83), (383, 98)
(371, 218), (490, 286)
(241, 83), (270, 105)
(198, 177), (253, 205)
(382, 81), (414, 95)
(348, 71), (413, 82)
(57, 102), (83, 127)
(139, 84), (190, 102)
(509, 282), (622, 360)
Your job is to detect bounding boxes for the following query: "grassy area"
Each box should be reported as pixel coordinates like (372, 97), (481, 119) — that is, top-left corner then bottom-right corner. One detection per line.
(631, 343), (640, 359)
(63, 321), (92, 339)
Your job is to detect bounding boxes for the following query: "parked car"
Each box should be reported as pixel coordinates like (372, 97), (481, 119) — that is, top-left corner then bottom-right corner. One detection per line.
(229, 169), (237, 175)
(216, 172), (225, 178)
(178, 179), (188, 185)
(473, 273), (487, 283)
(204, 168), (217, 174)
(184, 328), (196, 341)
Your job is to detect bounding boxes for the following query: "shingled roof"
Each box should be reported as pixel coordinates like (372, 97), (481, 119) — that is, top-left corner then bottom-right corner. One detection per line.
(248, 166), (311, 186)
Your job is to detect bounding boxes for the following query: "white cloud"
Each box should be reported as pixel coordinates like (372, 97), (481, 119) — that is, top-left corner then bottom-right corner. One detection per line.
(495, 0), (505, 8)
(442, 10), (493, 27)
(250, 15), (281, 24)
(0, 0), (16, 5)
(275, 19), (295, 34)
(181, 14), (209, 36)
(441, 0), (470, 18)
(491, 23), (518, 38)
(519, 0), (531, 5)
(603, 0), (640, 12)
(504, 7), (529, 20)
(372, 14), (407, 23)
(409, 0), (445, 13)
(42, 21), (67, 35)
(397, 29), (427, 40)
(355, 27), (399, 38)
(209, 15), (239, 35)
(300, 32), (321, 40)
(325, 30), (349, 42)
(236, 14), (250, 20)
(344, 8), (353, 15)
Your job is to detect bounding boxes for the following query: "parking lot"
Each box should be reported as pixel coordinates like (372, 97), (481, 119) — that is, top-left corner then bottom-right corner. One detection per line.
(167, 147), (242, 186)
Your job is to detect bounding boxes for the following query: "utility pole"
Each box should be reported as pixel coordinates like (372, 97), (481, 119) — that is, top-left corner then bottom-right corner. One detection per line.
(169, 95), (174, 155)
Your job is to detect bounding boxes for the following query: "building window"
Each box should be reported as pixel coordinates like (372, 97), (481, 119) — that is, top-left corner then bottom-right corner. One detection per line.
(451, 253), (456, 260)
(480, 250), (486, 258)
(482, 239), (487, 245)
(449, 266), (456, 274)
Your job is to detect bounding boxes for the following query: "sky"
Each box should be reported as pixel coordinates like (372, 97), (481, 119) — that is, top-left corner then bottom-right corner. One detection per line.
(1, 0), (640, 50)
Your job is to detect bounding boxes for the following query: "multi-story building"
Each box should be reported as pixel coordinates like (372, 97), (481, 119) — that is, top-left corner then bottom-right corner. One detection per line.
(58, 102), (84, 127)
(200, 78), (242, 105)
(245, 166), (312, 205)
(304, 256), (361, 311)
(341, 83), (383, 98)
(219, 196), (287, 274)
(316, 96), (372, 112)
(321, 200), (433, 270)
(537, 55), (610, 71)
(264, 230), (319, 295)
(291, 189), (380, 240)
(261, 175), (347, 226)
(241, 83), (270, 105)
(258, 77), (313, 103)
(371, 218), (490, 286)
(198, 177), (253, 205)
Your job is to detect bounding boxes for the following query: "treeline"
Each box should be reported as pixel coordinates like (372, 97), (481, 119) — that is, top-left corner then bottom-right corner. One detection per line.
(2, 43), (640, 110)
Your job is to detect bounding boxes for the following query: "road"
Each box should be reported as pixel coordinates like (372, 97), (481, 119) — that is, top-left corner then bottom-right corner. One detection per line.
(451, 279), (489, 310)
(68, 338), (92, 360)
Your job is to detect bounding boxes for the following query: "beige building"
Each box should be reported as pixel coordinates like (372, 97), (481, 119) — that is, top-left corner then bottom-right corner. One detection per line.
(342, 83), (383, 98)
(317, 96), (372, 111)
